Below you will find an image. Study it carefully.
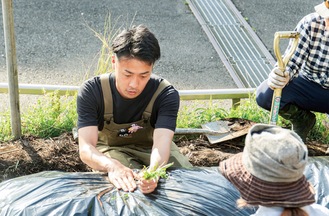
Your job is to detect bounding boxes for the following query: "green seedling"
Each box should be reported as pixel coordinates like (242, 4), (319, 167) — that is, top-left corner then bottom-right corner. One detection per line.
(110, 193), (130, 201)
(140, 162), (174, 180)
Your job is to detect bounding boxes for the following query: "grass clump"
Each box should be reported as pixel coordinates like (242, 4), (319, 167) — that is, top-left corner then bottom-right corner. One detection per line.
(177, 95), (328, 144)
(177, 100), (228, 129)
(0, 112), (13, 141)
(309, 113), (329, 143)
(0, 91), (77, 141)
(85, 13), (119, 76)
(140, 162), (174, 180)
(228, 97), (270, 123)
(22, 91), (77, 138)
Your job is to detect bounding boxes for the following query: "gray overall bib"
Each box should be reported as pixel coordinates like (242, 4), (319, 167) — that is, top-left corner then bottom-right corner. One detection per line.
(96, 74), (192, 169)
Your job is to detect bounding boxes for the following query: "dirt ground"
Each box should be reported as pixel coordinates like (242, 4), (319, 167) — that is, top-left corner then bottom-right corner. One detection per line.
(1, 118), (328, 182)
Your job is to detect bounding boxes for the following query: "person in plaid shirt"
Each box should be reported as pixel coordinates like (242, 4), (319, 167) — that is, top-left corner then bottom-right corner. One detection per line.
(256, 0), (329, 141)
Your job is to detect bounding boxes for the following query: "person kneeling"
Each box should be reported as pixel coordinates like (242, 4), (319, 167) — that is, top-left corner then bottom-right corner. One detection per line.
(219, 124), (329, 216)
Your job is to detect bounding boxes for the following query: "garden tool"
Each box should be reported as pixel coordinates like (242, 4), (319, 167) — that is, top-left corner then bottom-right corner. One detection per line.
(269, 31), (300, 125)
(175, 118), (255, 144)
(175, 124), (230, 136)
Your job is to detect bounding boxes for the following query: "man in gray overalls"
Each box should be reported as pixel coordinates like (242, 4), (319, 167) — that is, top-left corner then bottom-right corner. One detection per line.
(77, 25), (192, 194)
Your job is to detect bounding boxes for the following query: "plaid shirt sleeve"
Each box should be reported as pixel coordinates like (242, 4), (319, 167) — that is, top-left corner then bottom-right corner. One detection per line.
(284, 13), (329, 89)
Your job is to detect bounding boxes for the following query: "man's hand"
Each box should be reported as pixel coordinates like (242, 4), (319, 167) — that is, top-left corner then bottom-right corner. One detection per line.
(138, 177), (159, 194)
(106, 160), (138, 192)
(267, 67), (290, 90)
(137, 162), (173, 194)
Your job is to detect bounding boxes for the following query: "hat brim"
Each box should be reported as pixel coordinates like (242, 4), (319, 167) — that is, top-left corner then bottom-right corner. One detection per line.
(315, 2), (329, 19)
(219, 153), (315, 207)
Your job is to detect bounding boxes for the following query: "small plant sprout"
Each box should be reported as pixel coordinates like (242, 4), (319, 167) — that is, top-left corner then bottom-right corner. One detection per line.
(140, 162), (174, 180)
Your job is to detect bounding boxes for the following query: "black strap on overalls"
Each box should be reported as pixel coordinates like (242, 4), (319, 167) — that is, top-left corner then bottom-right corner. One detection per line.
(100, 74), (171, 124)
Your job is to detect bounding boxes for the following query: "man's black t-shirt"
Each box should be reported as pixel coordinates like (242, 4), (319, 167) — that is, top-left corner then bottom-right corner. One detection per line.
(77, 73), (180, 132)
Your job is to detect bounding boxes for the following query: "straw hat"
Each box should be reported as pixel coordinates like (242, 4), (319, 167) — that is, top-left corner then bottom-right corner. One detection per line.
(219, 124), (315, 207)
(315, 0), (329, 19)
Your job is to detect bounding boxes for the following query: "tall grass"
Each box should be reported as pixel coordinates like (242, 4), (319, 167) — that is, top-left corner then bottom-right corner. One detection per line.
(84, 12), (135, 76)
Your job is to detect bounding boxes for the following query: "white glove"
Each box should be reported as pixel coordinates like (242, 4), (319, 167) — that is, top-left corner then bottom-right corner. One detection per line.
(267, 67), (290, 90)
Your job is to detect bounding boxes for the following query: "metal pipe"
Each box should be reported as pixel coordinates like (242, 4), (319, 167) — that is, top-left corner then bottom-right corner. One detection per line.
(0, 82), (256, 100)
(2, 0), (21, 138)
(179, 88), (255, 100)
(0, 83), (80, 96)
(175, 128), (226, 135)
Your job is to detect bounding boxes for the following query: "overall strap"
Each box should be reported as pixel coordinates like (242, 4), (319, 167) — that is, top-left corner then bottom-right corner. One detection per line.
(100, 74), (113, 122)
(143, 79), (171, 120)
(100, 74), (172, 122)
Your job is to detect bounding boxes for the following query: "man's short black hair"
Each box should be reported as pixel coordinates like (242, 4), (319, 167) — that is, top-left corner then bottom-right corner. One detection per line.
(111, 25), (161, 65)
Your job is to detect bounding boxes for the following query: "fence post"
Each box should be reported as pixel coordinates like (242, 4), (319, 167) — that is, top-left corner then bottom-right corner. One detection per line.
(2, 0), (21, 138)
(232, 98), (240, 109)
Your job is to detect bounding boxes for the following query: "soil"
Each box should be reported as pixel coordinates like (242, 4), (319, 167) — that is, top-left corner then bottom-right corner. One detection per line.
(1, 118), (328, 183)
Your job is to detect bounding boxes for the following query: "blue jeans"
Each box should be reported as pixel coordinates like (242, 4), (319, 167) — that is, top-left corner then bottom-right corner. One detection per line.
(256, 75), (329, 113)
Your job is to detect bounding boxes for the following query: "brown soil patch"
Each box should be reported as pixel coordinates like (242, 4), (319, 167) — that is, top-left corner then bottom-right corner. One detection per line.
(1, 118), (328, 182)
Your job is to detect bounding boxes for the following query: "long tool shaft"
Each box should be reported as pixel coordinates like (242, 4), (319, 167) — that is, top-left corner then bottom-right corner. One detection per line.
(269, 31), (300, 125)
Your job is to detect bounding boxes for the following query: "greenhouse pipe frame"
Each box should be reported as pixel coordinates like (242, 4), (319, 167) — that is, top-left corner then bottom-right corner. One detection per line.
(2, 0), (21, 138)
(0, 82), (256, 107)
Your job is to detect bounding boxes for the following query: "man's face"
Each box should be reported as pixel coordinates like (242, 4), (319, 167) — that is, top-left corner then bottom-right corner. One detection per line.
(112, 55), (153, 99)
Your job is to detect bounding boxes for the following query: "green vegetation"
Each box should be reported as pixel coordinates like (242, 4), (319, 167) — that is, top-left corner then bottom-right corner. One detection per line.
(85, 13), (118, 76)
(177, 96), (329, 143)
(140, 162), (174, 180)
(84, 12), (136, 76)
(177, 96), (282, 128)
(1, 92), (328, 143)
(0, 92), (77, 141)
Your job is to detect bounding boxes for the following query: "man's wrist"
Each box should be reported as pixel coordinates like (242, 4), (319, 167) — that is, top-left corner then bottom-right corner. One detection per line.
(104, 159), (115, 172)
